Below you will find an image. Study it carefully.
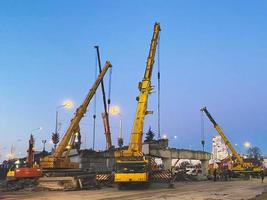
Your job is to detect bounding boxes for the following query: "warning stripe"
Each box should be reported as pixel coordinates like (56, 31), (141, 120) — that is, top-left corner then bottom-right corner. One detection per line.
(96, 174), (113, 182)
(150, 170), (172, 182)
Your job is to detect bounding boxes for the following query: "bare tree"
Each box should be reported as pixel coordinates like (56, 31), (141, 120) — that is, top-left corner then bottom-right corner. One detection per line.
(247, 147), (261, 159)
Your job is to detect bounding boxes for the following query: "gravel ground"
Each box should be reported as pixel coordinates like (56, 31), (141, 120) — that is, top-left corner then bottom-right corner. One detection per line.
(0, 179), (266, 200)
(249, 192), (267, 200)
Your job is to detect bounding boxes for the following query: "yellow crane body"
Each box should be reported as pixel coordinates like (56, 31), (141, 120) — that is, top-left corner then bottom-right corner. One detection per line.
(40, 61), (112, 169)
(201, 106), (262, 174)
(114, 160), (149, 183)
(114, 22), (160, 186)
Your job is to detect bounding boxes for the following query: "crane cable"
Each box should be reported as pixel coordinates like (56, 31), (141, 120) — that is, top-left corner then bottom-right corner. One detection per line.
(92, 51), (97, 150)
(107, 64), (112, 113)
(157, 33), (161, 139)
(201, 111), (205, 151)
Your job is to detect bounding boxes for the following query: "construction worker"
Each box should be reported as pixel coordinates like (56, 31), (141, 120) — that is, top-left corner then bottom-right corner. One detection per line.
(213, 162), (219, 181)
(227, 161), (233, 181)
(260, 169), (264, 183)
(213, 168), (217, 181)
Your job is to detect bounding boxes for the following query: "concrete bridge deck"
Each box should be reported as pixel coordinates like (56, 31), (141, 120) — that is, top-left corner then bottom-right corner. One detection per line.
(70, 140), (211, 176)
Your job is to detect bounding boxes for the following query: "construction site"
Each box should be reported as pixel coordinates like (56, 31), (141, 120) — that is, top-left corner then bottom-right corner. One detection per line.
(0, 1), (267, 200)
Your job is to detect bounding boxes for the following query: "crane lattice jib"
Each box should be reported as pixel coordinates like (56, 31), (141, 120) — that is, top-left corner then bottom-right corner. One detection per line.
(201, 107), (244, 164)
(95, 46), (112, 149)
(127, 22), (161, 154)
(54, 61), (112, 158)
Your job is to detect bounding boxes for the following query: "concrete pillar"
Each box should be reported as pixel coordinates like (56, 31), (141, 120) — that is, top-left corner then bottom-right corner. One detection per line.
(162, 158), (172, 170)
(200, 160), (209, 176)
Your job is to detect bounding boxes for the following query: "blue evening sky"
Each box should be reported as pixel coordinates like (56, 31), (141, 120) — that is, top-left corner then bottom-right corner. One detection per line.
(0, 1), (267, 161)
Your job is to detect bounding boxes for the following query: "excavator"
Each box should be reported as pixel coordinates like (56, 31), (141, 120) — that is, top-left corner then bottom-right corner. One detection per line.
(114, 22), (170, 189)
(200, 106), (262, 175)
(37, 61), (112, 190)
(6, 134), (42, 190)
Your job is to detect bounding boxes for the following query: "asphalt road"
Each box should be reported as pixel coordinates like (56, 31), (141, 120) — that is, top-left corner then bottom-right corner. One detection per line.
(0, 179), (266, 200)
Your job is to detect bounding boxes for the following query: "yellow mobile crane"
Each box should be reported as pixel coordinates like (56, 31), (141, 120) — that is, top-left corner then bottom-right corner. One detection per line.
(40, 61), (112, 169)
(114, 22), (161, 188)
(201, 106), (262, 174)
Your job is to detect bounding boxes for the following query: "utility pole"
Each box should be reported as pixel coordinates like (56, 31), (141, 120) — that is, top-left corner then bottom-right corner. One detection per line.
(42, 140), (47, 152)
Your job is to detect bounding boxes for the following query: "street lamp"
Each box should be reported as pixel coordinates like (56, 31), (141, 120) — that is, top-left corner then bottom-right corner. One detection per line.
(62, 100), (74, 109)
(110, 105), (120, 115)
(29, 126), (42, 150)
(110, 105), (123, 148)
(244, 141), (251, 148)
(29, 127), (42, 162)
(42, 140), (47, 152)
(6, 138), (23, 160)
(30, 127), (42, 134)
(162, 134), (177, 148)
(54, 100), (74, 147)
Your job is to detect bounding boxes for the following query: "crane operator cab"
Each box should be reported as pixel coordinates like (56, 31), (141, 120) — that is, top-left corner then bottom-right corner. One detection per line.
(115, 159), (149, 188)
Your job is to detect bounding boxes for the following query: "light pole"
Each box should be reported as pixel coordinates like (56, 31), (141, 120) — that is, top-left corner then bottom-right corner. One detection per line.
(117, 117), (123, 148)
(6, 144), (15, 160)
(30, 127), (42, 150)
(28, 127), (42, 164)
(54, 100), (74, 148)
(110, 105), (123, 148)
(42, 140), (47, 152)
(244, 141), (251, 148)
(162, 135), (177, 148)
(7, 137), (23, 160)
(30, 127), (42, 135)
(243, 141), (252, 155)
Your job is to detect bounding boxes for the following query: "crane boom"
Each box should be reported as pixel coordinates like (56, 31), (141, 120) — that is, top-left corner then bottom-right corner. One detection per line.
(115, 22), (160, 157)
(200, 107), (244, 164)
(127, 22), (161, 156)
(40, 61), (112, 168)
(55, 61), (112, 158)
(114, 23), (162, 187)
(94, 46), (112, 149)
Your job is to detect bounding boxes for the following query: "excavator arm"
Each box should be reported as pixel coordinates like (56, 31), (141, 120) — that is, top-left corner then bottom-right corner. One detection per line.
(200, 107), (244, 164)
(40, 61), (112, 169)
